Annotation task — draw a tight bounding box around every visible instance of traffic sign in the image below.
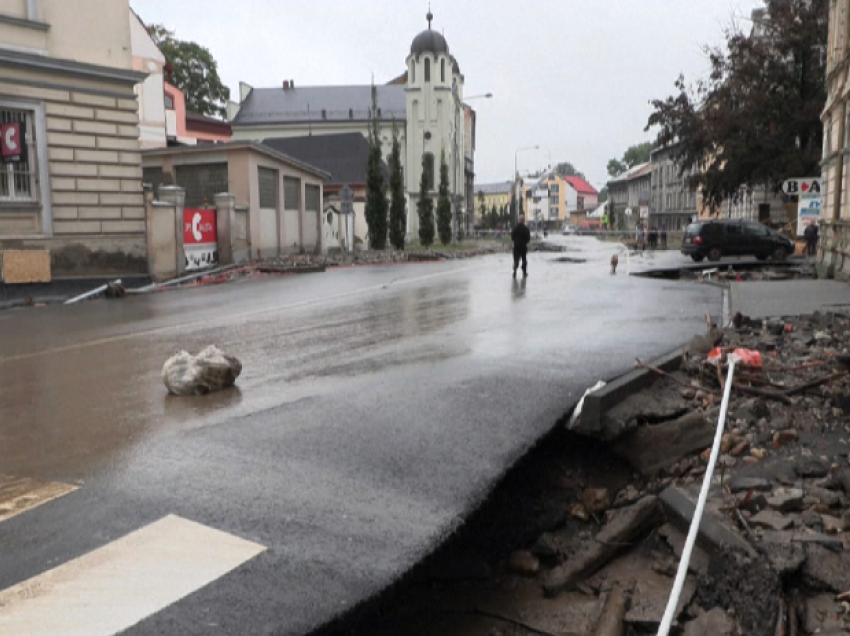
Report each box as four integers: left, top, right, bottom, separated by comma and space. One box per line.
624, 208, 632, 217
782, 178, 822, 196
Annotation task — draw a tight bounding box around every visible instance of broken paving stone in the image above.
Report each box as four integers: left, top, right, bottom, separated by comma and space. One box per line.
773, 429, 799, 449
809, 485, 842, 508
582, 488, 611, 514
728, 476, 772, 493
795, 458, 830, 478
658, 523, 710, 575
507, 550, 540, 576
805, 594, 845, 634
750, 510, 795, 531
767, 488, 805, 513
682, 608, 737, 636
803, 544, 850, 593
760, 531, 806, 577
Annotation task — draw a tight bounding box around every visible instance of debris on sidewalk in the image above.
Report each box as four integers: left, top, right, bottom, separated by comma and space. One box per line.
162, 345, 242, 396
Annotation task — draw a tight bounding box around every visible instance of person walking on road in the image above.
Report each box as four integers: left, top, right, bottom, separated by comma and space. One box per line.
804, 221, 819, 258
660, 228, 668, 250
511, 214, 531, 278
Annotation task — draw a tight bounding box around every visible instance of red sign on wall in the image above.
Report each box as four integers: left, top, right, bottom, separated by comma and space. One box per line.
1, 122, 24, 163
183, 208, 218, 270
183, 208, 217, 245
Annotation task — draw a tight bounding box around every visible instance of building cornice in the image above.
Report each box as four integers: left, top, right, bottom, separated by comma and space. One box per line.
0, 13, 49, 31
0, 48, 146, 85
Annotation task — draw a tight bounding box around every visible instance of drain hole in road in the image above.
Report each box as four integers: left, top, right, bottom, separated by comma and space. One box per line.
315, 425, 636, 636
552, 256, 587, 264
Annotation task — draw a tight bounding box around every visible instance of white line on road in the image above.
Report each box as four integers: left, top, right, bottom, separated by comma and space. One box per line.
0, 476, 78, 524
0, 263, 483, 365
0, 514, 266, 636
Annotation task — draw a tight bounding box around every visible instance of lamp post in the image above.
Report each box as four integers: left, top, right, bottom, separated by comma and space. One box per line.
454, 92, 492, 238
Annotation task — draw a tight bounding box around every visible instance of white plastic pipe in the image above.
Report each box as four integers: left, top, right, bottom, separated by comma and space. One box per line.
656, 355, 740, 636
64, 279, 122, 306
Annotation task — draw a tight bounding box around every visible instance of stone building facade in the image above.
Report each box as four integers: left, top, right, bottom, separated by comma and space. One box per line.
0, 0, 147, 277
818, 0, 850, 279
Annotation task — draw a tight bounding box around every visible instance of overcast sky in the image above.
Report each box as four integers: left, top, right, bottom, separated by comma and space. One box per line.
130, 0, 763, 191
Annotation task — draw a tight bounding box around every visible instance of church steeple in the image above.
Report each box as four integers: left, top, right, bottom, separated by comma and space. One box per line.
426, 6, 433, 30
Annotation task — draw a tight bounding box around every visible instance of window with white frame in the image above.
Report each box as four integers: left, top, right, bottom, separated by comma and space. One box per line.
0, 106, 38, 204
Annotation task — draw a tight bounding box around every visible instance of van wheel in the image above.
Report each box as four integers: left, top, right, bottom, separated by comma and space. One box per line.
773, 247, 788, 261
691, 254, 705, 262
708, 247, 722, 262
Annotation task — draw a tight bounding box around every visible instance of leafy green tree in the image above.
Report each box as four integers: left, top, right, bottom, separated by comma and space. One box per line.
364, 86, 388, 250
417, 154, 435, 247
646, 0, 826, 207
598, 186, 609, 203
436, 150, 453, 245
607, 142, 655, 177
554, 162, 586, 180
388, 121, 406, 250
145, 23, 230, 118
607, 159, 627, 178
477, 191, 487, 228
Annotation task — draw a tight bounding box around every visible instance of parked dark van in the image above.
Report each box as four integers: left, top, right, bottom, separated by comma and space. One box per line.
681, 220, 795, 262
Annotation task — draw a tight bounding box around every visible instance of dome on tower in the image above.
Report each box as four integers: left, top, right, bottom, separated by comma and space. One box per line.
410, 10, 449, 56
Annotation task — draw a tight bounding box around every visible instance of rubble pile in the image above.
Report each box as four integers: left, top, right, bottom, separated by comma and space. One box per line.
501, 312, 850, 635
268, 242, 511, 269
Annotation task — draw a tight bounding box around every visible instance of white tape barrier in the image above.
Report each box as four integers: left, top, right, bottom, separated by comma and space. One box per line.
656, 355, 741, 636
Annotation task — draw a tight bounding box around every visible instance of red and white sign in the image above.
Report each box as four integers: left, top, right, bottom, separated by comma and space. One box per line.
182, 208, 218, 270
1, 122, 23, 162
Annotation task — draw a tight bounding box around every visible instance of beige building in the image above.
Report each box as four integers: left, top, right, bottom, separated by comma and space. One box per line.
0, 0, 147, 277
818, 0, 850, 279
143, 142, 328, 257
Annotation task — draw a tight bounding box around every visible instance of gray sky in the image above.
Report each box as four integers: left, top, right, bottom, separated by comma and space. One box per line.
130, 0, 763, 191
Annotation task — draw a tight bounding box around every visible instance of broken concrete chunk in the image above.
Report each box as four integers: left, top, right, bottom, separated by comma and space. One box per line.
682, 608, 737, 636
162, 345, 242, 396
591, 587, 626, 636
727, 476, 771, 494
610, 411, 713, 477
766, 488, 805, 513
658, 523, 710, 575
804, 594, 845, 634
802, 544, 850, 593
809, 485, 842, 508
795, 458, 829, 478
542, 496, 660, 597
749, 510, 794, 531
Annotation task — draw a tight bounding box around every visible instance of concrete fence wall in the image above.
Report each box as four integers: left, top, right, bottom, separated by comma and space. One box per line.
816, 219, 850, 281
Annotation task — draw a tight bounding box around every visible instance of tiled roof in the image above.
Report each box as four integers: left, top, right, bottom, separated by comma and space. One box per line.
262, 133, 387, 185
562, 176, 598, 195
233, 85, 407, 126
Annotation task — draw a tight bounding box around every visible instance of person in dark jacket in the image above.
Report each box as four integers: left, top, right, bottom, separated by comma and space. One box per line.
511, 214, 531, 278
804, 221, 819, 258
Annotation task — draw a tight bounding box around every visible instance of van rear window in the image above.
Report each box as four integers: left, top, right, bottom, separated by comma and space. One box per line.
685, 223, 703, 235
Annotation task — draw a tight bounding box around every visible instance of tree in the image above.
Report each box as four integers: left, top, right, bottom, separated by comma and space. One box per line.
436, 150, 453, 245
365, 85, 387, 250
598, 186, 609, 203
478, 191, 487, 228
554, 162, 586, 180
417, 154, 435, 247
518, 192, 524, 223
646, 0, 827, 208
145, 23, 230, 118
607, 142, 655, 177
388, 121, 406, 250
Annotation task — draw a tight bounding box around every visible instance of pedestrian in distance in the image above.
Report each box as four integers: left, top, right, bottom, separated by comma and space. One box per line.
660, 228, 668, 250
649, 227, 658, 250
511, 214, 531, 278
635, 223, 643, 254
804, 221, 819, 258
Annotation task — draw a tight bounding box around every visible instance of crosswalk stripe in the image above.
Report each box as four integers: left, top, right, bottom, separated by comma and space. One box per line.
0, 476, 78, 524
0, 514, 266, 636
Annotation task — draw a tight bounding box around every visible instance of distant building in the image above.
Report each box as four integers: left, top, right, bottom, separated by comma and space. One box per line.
227, 10, 476, 242
607, 163, 650, 229
475, 181, 512, 214
650, 145, 698, 230
562, 176, 599, 226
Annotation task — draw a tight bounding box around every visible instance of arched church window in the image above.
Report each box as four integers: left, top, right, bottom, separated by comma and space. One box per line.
423, 152, 435, 190
441, 59, 445, 82
425, 58, 431, 83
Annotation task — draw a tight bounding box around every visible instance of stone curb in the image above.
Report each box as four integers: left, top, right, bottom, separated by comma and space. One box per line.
579, 347, 684, 435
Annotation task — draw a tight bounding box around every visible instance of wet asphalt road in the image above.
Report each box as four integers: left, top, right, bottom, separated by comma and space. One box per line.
0, 238, 721, 636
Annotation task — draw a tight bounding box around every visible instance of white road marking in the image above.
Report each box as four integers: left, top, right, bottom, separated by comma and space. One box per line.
0, 263, 482, 365
0, 514, 266, 636
0, 476, 78, 524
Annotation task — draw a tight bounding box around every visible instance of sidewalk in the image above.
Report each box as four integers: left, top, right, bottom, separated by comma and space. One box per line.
731, 279, 850, 318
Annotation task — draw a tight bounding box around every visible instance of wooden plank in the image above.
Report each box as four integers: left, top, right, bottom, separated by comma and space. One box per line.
1, 250, 51, 284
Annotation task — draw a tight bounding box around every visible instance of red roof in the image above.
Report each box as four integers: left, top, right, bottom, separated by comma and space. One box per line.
562, 176, 598, 195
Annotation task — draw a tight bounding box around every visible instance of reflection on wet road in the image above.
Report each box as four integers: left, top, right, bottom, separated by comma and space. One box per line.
0, 238, 722, 636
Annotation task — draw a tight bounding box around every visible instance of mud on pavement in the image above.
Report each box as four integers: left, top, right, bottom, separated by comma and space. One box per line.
319, 311, 850, 636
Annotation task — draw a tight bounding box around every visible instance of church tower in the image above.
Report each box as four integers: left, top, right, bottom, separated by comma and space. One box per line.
405, 10, 465, 240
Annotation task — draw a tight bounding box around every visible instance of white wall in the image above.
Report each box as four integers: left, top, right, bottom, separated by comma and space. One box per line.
130, 10, 166, 148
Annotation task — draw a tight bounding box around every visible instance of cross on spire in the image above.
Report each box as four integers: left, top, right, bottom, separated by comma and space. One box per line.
427, 4, 433, 29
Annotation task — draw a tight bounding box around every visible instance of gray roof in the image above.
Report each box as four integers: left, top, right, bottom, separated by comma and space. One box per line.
233, 85, 407, 127
474, 181, 513, 195
411, 29, 450, 56
262, 133, 387, 185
